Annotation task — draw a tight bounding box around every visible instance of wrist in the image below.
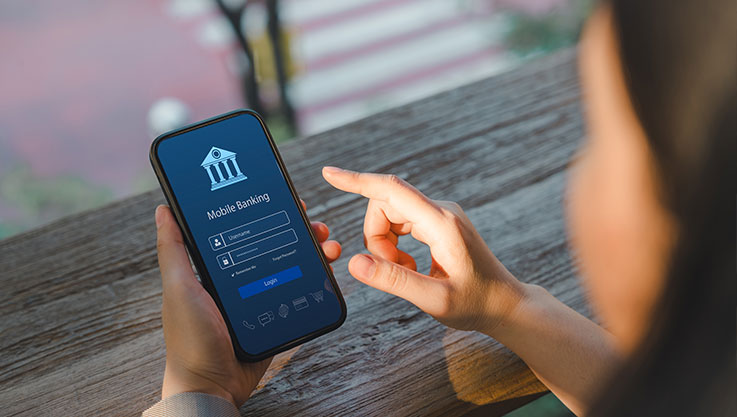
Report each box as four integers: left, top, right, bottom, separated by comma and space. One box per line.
162, 362, 238, 408
479, 280, 540, 339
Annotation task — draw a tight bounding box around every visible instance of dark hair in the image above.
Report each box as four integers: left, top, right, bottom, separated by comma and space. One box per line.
593, 0, 736, 415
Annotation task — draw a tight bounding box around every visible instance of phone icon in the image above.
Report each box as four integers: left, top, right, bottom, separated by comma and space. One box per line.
242, 320, 256, 330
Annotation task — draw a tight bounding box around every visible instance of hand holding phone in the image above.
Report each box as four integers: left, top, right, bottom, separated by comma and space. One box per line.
154, 203, 342, 406
150, 110, 346, 363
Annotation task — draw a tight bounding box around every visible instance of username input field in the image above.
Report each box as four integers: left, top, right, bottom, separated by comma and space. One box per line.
216, 228, 298, 269
209, 210, 290, 251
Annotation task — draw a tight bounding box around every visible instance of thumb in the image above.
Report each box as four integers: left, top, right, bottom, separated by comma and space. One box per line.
155, 205, 198, 292
348, 254, 447, 316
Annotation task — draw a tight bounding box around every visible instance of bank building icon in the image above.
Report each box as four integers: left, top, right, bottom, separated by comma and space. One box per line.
201, 146, 247, 191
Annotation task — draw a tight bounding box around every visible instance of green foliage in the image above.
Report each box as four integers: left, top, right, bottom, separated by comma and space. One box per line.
502, 0, 593, 57
0, 164, 114, 239
0, 222, 23, 240
130, 169, 159, 194
503, 393, 574, 417
265, 114, 296, 144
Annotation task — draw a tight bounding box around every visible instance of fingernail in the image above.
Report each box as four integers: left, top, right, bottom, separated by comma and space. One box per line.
155, 205, 165, 228
351, 254, 376, 279
323, 166, 341, 175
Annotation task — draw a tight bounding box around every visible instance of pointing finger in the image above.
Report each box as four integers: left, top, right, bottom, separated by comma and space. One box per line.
322, 167, 443, 228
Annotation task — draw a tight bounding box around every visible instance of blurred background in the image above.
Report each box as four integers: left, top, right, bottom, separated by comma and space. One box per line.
0, 0, 591, 414
0, 0, 591, 240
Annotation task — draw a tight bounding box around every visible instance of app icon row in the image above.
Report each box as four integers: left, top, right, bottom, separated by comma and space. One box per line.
242, 290, 324, 330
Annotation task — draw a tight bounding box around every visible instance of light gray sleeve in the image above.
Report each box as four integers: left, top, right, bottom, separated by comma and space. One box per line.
142, 392, 241, 417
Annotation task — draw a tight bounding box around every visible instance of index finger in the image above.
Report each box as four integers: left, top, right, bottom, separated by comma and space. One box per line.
322, 167, 442, 226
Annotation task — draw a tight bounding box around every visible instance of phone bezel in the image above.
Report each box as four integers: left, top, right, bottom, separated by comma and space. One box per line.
149, 109, 347, 362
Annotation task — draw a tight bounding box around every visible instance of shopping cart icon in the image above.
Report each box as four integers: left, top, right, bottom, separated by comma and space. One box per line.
310, 290, 324, 303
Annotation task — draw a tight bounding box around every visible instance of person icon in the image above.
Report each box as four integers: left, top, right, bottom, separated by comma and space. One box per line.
214, 238, 222, 247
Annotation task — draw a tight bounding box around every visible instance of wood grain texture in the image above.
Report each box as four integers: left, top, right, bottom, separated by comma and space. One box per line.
0, 49, 586, 416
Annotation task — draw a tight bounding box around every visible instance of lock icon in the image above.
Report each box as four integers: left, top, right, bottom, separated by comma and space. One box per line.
223, 258, 229, 265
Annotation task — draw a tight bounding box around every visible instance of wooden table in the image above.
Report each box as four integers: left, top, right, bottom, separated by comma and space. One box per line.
0, 50, 587, 416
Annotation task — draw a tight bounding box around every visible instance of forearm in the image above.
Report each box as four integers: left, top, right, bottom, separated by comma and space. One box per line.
485, 284, 621, 415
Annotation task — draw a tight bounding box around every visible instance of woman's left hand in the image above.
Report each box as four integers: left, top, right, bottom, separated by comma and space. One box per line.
154, 201, 341, 407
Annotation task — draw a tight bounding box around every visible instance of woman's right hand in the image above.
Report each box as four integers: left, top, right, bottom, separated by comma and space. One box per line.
322, 166, 527, 334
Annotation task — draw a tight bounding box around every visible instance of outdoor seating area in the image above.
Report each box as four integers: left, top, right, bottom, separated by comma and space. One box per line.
2, 1, 733, 416
0, 51, 582, 416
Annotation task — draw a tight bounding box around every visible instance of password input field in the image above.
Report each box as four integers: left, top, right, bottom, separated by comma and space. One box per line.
216, 228, 298, 269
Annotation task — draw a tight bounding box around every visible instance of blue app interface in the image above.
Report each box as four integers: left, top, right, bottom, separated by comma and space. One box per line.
156, 112, 343, 355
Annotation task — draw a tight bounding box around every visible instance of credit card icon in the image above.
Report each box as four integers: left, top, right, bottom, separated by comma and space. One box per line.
292, 296, 309, 311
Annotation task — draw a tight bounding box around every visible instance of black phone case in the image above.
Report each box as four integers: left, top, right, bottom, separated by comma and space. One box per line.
149, 109, 346, 362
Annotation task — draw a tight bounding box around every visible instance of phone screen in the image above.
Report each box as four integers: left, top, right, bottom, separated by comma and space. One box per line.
152, 111, 345, 358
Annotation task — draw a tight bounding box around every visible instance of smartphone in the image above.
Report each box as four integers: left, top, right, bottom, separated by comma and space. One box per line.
150, 109, 346, 361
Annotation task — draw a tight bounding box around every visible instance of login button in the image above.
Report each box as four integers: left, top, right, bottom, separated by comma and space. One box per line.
238, 265, 303, 299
